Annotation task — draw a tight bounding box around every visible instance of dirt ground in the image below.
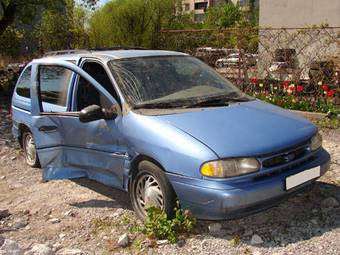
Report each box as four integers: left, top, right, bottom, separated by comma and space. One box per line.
0, 98, 339, 255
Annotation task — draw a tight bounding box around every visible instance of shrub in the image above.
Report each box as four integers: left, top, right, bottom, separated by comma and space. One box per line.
138, 202, 197, 243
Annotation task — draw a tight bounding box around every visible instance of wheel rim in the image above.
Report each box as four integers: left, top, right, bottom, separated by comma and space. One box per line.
24, 133, 36, 165
135, 174, 164, 216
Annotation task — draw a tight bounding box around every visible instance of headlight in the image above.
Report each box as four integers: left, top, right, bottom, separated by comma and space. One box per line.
311, 132, 322, 151
201, 158, 260, 178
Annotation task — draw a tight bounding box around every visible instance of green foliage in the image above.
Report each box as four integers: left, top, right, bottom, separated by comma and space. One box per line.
0, 26, 23, 56
314, 118, 340, 129
138, 202, 197, 243
255, 94, 340, 114
204, 2, 243, 28
35, 0, 89, 51
88, 0, 182, 49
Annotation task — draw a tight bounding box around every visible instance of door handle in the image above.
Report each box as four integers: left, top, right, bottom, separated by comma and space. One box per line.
38, 125, 58, 132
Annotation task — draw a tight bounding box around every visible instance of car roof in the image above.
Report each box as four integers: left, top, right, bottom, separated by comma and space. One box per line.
39, 49, 188, 62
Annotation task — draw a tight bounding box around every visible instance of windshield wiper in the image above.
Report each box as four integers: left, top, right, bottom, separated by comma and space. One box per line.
133, 101, 184, 109
184, 95, 250, 109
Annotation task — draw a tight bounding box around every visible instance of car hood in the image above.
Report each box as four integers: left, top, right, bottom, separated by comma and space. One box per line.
156, 100, 317, 158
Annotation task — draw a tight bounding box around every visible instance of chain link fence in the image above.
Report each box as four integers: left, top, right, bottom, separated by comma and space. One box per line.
160, 27, 340, 108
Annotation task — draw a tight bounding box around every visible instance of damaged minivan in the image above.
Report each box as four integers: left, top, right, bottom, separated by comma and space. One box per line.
11, 49, 330, 219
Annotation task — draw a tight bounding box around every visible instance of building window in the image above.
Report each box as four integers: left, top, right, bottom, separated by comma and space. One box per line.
195, 2, 208, 10
194, 14, 205, 23
184, 3, 190, 11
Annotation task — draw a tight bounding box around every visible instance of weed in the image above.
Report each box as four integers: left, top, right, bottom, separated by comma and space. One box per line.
314, 118, 340, 129
138, 201, 197, 244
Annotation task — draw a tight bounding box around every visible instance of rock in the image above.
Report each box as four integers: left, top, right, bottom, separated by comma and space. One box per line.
208, 223, 222, 233
59, 233, 66, 239
250, 234, 264, 245
321, 197, 339, 208
156, 240, 169, 246
311, 218, 318, 225
0, 176, 6, 180
244, 229, 253, 236
49, 218, 61, 224
0, 209, 10, 219
13, 218, 28, 229
177, 239, 185, 247
56, 249, 83, 255
24, 244, 54, 255
10, 156, 16, 160
117, 233, 129, 247
64, 210, 75, 217
0, 239, 24, 255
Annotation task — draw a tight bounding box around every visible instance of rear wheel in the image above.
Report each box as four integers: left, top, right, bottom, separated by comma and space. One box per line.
22, 131, 40, 168
129, 160, 176, 219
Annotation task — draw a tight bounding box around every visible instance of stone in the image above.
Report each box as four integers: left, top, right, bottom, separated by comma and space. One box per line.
208, 223, 222, 233
24, 244, 54, 255
156, 240, 168, 246
56, 249, 83, 255
117, 233, 129, 247
0, 239, 24, 255
13, 218, 28, 229
59, 234, 66, 239
244, 229, 253, 236
64, 210, 75, 217
321, 197, 339, 208
250, 234, 264, 245
0, 209, 10, 219
0, 176, 6, 180
49, 218, 61, 224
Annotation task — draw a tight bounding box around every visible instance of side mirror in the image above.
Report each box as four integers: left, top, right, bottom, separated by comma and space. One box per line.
79, 104, 119, 123
79, 105, 105, 123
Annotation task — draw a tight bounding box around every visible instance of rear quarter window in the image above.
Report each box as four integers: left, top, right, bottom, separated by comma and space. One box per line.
16, 66, 31, 98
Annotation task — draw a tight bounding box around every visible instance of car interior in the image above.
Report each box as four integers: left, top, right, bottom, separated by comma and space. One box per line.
76, 62, 119, 111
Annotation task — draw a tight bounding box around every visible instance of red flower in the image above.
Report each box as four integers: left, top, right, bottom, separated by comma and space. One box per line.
282, 80, 289, 88
297, 85, 304, 92
327, 90, 335, 97
250, 77, 258, 84
321, 85, 329, 91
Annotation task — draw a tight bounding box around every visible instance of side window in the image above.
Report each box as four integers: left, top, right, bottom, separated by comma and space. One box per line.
39, 66, 73, 112
16, 66, 31, 98
76, 62, 118, 111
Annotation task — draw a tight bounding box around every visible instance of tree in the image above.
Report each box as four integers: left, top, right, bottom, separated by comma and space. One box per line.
88, 0, 180, 49
204, 2, 242, 28
0, 0, 97, 36
35, 0, 90, 51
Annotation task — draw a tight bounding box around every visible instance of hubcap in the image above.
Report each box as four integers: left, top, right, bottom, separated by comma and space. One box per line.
135, 174, 164, 215
24, 134, 36, 165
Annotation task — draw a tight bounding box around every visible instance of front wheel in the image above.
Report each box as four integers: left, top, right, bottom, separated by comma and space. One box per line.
129, 161, 176, 219
22, 131, 40, 168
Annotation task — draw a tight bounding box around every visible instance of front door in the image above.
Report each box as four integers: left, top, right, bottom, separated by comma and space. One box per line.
30, 60, 126, 189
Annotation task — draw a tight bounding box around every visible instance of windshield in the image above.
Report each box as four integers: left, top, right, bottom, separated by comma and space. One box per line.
108, 55, 249, 108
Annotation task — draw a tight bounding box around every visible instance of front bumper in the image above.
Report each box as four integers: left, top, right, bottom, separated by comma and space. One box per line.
167, 148, 330, 220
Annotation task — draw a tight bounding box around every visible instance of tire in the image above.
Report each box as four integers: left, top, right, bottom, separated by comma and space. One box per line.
129, 160, 177, 219
22, 131, 40, 168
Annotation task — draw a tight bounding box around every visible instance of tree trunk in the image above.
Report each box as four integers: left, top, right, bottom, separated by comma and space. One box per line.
0, 3, 17, 36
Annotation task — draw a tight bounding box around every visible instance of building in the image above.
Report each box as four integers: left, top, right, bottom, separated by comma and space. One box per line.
182, 0, 221, 22
182, 0, 258, 22
258, 0, 340, 80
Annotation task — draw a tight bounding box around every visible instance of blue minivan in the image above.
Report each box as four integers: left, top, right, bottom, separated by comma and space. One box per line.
11, 49, 330, 219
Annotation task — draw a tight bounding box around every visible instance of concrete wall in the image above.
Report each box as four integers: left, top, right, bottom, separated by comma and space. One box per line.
260, 0, 340, 28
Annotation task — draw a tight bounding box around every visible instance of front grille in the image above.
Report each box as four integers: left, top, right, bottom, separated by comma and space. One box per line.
262, 145, 309, 168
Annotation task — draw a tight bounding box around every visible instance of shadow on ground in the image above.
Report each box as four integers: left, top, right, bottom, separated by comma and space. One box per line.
70, 178, 132, 211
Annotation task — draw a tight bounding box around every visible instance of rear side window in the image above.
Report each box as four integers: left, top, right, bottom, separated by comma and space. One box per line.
16, 66, 31, 98
39, 66, 73, 109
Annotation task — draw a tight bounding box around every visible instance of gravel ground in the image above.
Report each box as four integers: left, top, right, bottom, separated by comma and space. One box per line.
0, 98, 339, 255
